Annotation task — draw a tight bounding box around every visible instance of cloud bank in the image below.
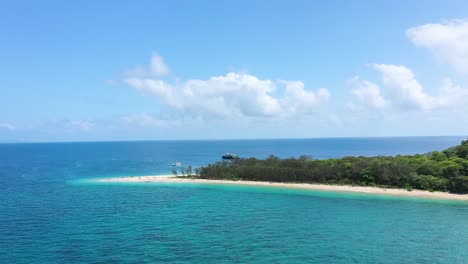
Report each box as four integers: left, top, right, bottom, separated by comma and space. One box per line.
123, 53, 330, 119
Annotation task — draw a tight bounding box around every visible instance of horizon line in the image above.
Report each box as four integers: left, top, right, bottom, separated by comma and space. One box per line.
1, 135, 467, 144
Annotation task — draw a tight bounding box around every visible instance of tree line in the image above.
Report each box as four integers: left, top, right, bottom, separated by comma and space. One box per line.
194, 139, 468, 193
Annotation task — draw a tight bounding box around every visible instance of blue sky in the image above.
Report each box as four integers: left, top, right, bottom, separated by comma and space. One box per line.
1, 0, 468, 142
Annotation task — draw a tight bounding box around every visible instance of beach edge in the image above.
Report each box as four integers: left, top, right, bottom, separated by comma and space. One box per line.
94, 175, 468, 201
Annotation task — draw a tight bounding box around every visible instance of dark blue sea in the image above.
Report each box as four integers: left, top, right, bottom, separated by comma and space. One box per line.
1, 137, 468, 263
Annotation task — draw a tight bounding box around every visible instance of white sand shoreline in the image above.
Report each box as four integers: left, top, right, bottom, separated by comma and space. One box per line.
96, 175, 468, 201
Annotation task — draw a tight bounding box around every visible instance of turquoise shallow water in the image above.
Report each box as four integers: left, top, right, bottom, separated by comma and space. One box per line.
1, 137, 468, 263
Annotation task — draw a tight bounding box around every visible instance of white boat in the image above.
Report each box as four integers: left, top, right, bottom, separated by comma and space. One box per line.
222, 153, 239, 160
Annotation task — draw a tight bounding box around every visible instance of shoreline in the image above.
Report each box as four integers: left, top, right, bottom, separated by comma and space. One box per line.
95, 175, 468, 201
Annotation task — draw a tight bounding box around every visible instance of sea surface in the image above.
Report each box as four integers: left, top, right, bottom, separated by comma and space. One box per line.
1, 136, 468, 263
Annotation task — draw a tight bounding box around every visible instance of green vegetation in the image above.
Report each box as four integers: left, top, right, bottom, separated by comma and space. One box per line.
197, 139, 468, 194
172, 165, 200, 178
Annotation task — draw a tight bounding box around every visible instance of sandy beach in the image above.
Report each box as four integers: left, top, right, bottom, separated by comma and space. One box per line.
97, 175, 468, 201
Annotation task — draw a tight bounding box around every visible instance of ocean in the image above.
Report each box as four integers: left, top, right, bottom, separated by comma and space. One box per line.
1, 136, 467, 263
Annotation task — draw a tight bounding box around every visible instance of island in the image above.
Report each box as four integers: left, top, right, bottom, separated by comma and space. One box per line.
99, 139, 468, 200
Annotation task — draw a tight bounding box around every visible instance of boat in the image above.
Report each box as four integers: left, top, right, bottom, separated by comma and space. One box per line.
172, 162, 182, 166
222, 153, 239, 160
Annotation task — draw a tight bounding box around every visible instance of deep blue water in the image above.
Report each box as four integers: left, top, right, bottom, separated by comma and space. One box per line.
1, 137, 468, 263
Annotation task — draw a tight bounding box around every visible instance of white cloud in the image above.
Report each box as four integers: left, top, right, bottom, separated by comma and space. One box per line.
349, 64, 468, 111
121, 113, 181, 128
437, 77, 468, 109
349, 76, 388, 110
150, 52, 170, 76
0, 123, 15, 131
373, 64, 435, 110
123, 54, 330, 119
282, 81, 330, 115
125, 52, 170, 77
407, 19, 468, 73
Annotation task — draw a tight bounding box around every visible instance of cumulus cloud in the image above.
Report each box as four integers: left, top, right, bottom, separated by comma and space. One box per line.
149, 52, 170, 76
282, 81, 330, 115
437, 77, 468, 109
123, 53, 330, 119
373, 64, 436, 110
125, 52, 170, 77
349, 64, 468, 111
407, 19, 468, 73
349, 77, 388, 110
0, 123, 15, 131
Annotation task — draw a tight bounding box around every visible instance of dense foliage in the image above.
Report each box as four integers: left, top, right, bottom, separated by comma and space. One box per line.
197, 139, 468, 193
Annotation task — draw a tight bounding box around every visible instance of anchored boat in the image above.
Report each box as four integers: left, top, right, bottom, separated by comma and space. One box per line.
222, 153, 239, 160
